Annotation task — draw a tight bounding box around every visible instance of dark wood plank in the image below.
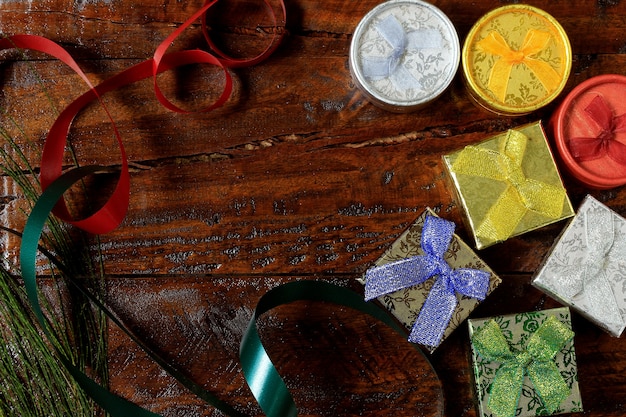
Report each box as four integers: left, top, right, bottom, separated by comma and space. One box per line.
2, 1, 626, 416
105, 275, 444, 417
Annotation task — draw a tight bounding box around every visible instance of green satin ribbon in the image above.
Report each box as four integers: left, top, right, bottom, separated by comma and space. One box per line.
20, 167, 164, 417
21, 167, 251, 416
450, 129, 566, 244
240, 279, 416, 416
471, 316, 574, 417
19, 168, 431, 417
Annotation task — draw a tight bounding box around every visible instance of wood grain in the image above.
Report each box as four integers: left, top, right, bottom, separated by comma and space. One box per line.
2, 0, 626, 416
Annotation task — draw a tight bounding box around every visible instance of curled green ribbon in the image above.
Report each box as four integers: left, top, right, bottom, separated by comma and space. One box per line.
21, 168, 439, 417
471, 316, 574, 417
451, 129, 566, 244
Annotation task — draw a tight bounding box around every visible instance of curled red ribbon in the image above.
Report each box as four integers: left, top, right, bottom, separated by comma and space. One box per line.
569, 95, 626, 165
201, 0, 287, 68
23, 0, 284, 234
13, 0, 287, 416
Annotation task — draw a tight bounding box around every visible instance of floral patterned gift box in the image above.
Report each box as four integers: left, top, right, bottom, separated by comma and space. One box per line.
349, 0, 460, 112
358, 208, 501, 352
461, 4, 571, 116
468, 307, 583, 417
550, 74, 626, 189
442, 121, 574, 250
533, 195, 626, 337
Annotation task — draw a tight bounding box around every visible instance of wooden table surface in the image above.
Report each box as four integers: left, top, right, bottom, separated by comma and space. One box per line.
2, 0, 626, 416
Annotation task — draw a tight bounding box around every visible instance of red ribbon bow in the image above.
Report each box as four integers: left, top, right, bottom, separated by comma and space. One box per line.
569, 95, 626, 164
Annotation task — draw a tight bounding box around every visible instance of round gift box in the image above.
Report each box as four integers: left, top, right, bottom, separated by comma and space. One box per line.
551, 74, 626, 189
462, 5, 571, 116
349, 0, 460, 113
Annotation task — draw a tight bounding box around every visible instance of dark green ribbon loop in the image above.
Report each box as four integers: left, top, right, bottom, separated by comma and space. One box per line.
20, 166, 162, 417
240, 280, 416, 417
20, 167, 436, 416
21, 166, 252, 417
471, 316, 574, 417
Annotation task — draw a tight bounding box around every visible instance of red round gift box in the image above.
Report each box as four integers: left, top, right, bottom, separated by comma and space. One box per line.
551, 74, 626, 189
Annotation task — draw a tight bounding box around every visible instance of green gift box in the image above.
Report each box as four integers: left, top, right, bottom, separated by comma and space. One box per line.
358, 208, 501, 352
442, 121, 574, 249
468, 307, 583, 417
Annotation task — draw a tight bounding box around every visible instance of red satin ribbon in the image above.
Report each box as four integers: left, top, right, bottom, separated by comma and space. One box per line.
10, 0, 286, 415
569, 95, 626, 165
14, 0, 285, 234
201, 0, 287, 68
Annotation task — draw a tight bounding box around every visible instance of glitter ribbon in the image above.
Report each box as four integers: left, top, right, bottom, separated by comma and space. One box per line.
477, 30, 561, 102
568, 95, 626, 164
471, 316, 574, 417
553, 201, 626, 332
361, 14, 443, 91
450, 129, 566, 244
364, 214, 490, 348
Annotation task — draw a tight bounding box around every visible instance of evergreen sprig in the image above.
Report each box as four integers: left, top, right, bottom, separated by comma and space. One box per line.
0, 58, 108, 417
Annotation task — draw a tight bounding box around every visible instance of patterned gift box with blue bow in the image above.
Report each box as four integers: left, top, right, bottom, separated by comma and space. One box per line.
443, 121, 575, 249
468, 307, 583, 417
358, 208, 501, 352
533, 195, 626, 337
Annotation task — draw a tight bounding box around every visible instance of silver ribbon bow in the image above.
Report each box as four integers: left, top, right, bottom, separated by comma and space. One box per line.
558, 200, 625, 334
361, 14, 443, 91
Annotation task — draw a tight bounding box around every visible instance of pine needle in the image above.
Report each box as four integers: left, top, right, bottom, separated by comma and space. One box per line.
0, 267, 97, 417
0, 55, 108, 416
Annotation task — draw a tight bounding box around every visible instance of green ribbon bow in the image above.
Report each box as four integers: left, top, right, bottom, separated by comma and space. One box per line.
471, 316, 574, 417
450, 129, 566, 245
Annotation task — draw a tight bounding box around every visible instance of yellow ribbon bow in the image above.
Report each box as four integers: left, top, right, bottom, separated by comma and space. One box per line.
477, 30, 561, 102
451, 129, 566, 245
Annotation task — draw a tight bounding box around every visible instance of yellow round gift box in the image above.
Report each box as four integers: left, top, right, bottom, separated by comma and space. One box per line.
462, 5, 572, 116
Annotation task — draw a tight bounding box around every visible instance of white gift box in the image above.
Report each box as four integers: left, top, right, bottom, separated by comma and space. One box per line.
349, 0, 460, 112
533, 195, 626, 337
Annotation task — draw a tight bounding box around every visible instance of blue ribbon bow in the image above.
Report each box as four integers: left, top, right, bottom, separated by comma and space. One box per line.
365, 214, 491, 348
361, 14, 443, 91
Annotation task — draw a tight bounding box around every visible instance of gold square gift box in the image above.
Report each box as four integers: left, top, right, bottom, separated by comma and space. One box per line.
358, 208, 501, 352
462, 4, 571, 116
442, 121, 574, 250
468, 307, 583, 417
533, 195, 626, 337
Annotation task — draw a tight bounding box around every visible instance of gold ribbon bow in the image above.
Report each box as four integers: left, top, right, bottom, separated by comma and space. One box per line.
451, 129, 566, 245
477, 30, 561, 102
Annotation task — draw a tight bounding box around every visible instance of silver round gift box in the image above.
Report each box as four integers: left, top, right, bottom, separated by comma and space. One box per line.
349, 0, 460, 112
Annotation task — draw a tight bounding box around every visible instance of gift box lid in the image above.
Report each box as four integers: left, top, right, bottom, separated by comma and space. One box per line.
533, 194, 626, 337
462, 4, 571, 116
349, 0, 460, 112
551, 74, 626, 189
